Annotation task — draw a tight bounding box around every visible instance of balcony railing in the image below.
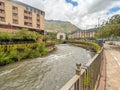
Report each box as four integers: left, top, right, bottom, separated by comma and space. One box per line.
0, 13, 5, 17
24, 13, 32, 17
12, 16, 18, 20
24, 19, 32, 23
24, 24, 32, 27
37, 21, 40, 24
12, 10, 18, 14
0, 6, 4, 10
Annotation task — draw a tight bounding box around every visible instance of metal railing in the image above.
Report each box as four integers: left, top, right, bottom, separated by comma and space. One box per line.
61, 48, 104, 90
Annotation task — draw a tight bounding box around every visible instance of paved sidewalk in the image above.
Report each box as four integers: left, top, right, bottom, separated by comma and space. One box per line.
104, 44, 120, 90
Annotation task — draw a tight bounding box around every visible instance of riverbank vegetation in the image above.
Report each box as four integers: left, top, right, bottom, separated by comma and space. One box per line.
0, 43, 48, 66
0, 29, 56, 66
68, 41, 100, 52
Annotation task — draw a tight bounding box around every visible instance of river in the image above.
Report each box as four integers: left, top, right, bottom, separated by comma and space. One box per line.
0, 44, 93, 90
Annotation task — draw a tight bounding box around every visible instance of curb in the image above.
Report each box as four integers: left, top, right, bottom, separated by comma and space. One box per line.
97, 50, 106, 90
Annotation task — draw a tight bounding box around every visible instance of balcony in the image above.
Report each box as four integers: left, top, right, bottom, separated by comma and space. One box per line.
12, 16, 18, 20
24, 19, 32, 23
24, 22, 32, 27
37, 24, 40, 28
13, 20, 18, 24
0, 6, 4, 10
37, 14, 40, 18
12, 10, 18, 14
0, 13, 5, 17
37, 20, 40, 24
37, 17, 40, 20
37, 26, 40, 28
24, 13, 32, 17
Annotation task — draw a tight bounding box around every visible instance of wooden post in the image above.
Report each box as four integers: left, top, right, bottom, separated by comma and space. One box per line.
76, 63, 81, 90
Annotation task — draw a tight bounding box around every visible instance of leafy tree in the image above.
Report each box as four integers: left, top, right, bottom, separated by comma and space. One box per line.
95, 14, 120, 38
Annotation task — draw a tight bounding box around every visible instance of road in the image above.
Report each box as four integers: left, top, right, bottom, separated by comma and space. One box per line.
104, 44, 120, 90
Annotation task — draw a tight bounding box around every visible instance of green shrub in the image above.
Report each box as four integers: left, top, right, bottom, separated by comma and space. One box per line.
0, 51, 13, 65
29, 50, 41, 58
0, 43, 48, 66
69, 41, 100, 52
45, 42, 55, 47
8, 48, 19, 61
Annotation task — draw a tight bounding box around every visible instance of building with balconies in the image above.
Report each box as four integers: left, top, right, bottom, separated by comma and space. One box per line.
0, 0, 45, 34
68, 29, 96, 40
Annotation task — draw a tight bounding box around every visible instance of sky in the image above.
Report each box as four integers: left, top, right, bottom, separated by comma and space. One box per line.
17, 0, 120, 29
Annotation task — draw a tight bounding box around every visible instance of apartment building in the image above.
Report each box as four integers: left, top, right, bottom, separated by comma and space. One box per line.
0, 0, 45, 34
68, 29, 96, 39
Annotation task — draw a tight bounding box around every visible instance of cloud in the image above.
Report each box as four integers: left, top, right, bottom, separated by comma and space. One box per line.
17, 0, 120, 29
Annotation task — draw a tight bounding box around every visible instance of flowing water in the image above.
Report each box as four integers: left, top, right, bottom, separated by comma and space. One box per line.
0, 44, 93, 90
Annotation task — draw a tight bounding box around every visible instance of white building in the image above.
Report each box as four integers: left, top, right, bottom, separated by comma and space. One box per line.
57, 32, 66, 40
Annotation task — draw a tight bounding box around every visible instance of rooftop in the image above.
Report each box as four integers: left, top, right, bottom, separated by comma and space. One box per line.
10, 0, 45, 13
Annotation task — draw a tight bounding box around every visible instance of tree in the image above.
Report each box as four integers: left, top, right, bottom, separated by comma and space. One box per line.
95, 14, 120, 38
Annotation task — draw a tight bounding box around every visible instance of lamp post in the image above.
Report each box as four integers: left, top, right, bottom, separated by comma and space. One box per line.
98, 17, 103, 45
102, 20, 106, 43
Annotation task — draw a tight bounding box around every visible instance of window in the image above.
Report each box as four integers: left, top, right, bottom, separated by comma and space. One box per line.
29, 17, 32, 20
30, 8, 33, 12
26, 6, 33, 12
37, 25, 40, 28
24, 10, 27, 13
13, 19, 18, 24
13, 13, 18, 17
24, 22, 32, 26
0, 17, 5, 21
37, 14, 40, 17
0, 10, 5, 14
29, 12, 32, 15
0, 2, 4, 7
37, 19, 40, 22
12, 6, 18, 11
41, 11, 45, 16
60, 35, 63, 39
24, 16, 32, 20
34, 9, 36, 13
36, 10, 39, 14
24, 10, 32, 16
39, 11, 41, 14
24, 16, 28, 19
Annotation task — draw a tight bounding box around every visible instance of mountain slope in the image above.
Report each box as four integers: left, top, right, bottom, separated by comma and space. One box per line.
45, 20, 79, 33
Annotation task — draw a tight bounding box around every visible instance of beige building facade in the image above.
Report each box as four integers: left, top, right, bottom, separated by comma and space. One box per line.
0, 0, 45, 34
68, 29, 96, 39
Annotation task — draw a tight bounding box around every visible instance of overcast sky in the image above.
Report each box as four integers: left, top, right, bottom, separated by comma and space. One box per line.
18, 0, 120, 29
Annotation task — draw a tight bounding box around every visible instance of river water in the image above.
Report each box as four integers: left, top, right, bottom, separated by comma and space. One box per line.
0, 44, 93, 90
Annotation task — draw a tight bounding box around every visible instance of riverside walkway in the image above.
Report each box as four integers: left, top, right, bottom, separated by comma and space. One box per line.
103, 44, 120, 90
